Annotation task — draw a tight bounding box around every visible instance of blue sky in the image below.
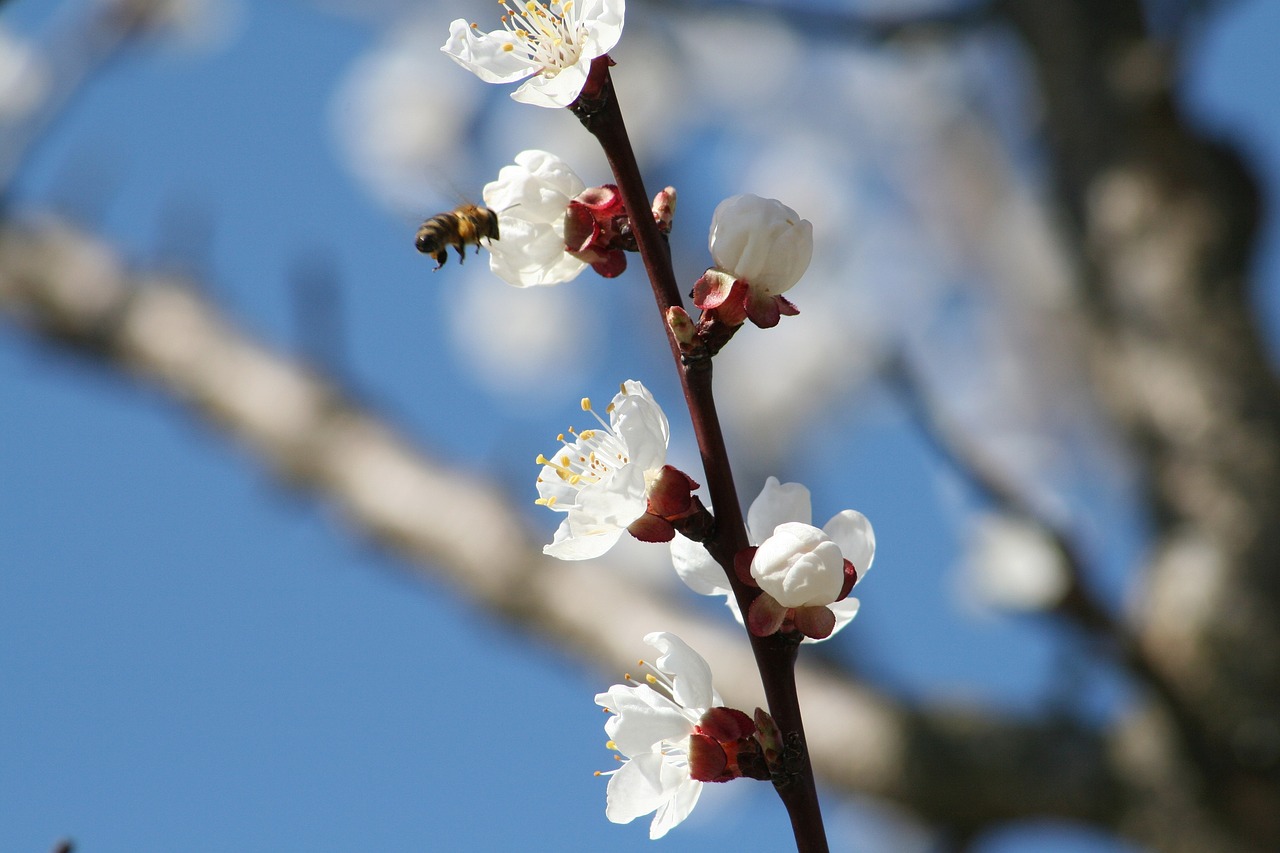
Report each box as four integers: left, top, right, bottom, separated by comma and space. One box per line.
2, 1, 1277, 851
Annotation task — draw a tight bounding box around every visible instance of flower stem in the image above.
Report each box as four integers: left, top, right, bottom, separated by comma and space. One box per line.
573, 56, 830, 853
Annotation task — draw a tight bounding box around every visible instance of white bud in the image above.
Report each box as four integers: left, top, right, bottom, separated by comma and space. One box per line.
750, 521, 845, 608
708, 194, 813, 295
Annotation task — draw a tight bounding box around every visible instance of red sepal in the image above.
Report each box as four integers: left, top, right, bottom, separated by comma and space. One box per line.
688, 733, 729, 783
747, 592, 787, 637
836, 558, 858, 602
733, 546, 758, 587
698, 706, 756, 743
792, 605, 836, 640
627, 512, 676, 543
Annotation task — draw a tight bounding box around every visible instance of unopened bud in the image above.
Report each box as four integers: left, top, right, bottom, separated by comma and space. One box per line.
652, 186, 677, 234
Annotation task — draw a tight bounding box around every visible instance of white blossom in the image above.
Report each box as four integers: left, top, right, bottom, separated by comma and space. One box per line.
536, 380, 669, 559
482, 149, 588, 286
594, 632, 716, 839
672, 477, 875, 640
750, 521, 847, 608
709, 194, 813, 298
442, 0, 625, 108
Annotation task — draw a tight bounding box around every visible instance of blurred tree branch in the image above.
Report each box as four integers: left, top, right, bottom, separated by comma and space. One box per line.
0, 214, 1255, 850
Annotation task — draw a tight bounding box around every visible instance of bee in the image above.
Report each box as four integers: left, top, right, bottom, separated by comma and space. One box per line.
414, 203, 500, 270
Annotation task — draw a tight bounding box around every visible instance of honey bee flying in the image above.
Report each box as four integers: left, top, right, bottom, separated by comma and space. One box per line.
415, 204, 500, 270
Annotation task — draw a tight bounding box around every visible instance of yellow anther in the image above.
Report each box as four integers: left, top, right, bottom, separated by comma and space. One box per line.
556, 433, 565, 442
579, 429, 595, 440
605, 740, 617, 750
580, 397, 592, 411
502, 42, 514, 51
535, 453, 549, 464
646, 674, 657, 684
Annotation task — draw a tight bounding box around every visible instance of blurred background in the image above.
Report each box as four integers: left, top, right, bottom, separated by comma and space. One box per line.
2, 0, 1278, 850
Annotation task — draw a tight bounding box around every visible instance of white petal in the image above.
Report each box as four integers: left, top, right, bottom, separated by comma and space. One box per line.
440, 19, 535, 84
670, 533, 729, 597
488, 218, 586, 287
648, 774, 702, 839
605, 752, 692, 827
578, 0, 626, 57
746, 476, 812, 542
543, 519, 625, 560
511, 61, 590, 108
611, 381, 670, 470
644, 632, 714, 711
599, 687, 695, 756
823, 509, 875, 579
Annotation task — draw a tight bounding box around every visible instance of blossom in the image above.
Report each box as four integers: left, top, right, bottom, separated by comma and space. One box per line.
596, 632, 757, 839
694, 194, 813, 329
751, 521, 850, 607
536, 380, 685, 560
482, 149, 589, 286
671, 477, 875, 641
442, 0, 625, 108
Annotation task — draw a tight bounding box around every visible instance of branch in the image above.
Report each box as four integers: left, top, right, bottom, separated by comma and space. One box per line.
994, 0, 1280, 846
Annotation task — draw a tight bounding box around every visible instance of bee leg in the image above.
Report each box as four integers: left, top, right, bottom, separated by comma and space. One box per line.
432, 249, 448, 270
454, 244, 467, 265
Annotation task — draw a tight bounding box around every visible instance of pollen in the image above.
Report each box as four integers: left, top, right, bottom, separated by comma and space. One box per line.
502, 42, 515, 51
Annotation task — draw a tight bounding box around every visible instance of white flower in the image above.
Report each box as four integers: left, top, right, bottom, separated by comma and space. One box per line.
709, 194, 812, 294
751, 521, 847, 608
671, 476, 875, 641
482, 149, 589, 287
536, 380, 669, 559
595, 632, 717, 840
442, 0, 625, 109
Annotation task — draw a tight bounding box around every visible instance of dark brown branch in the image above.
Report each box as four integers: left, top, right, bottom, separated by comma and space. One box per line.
574, 58, 829, 852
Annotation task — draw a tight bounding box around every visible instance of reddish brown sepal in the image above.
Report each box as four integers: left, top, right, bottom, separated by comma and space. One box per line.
733, 546, 758, 587
792, 605, 836, 640
688, 733, 729, 783
698, 706, 756, 743
836, 558, 858, 602
745, 290, 800, 329
627, 513, 676, 543
565, 184, 630, 278
646, 465, 699, 519
748, 592, 787, 637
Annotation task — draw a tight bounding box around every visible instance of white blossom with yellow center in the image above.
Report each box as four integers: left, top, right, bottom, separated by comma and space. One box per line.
442, 0, 625, 108
536, 380, 669, 560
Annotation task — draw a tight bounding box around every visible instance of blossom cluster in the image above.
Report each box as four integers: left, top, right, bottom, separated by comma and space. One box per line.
437, 2, 879, 841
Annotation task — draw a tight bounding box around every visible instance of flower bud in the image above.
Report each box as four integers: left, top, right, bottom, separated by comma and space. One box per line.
652, 186, 677, 234
708, 194, 812, 297
750, 522, 847, 608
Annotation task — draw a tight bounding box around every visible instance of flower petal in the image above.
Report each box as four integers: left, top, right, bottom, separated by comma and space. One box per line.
604, 751, 681, 824
670, 533, 727, 596
823, 509, 876, 579
511, 60, 590, 108
578, 0, 626, 58
746, 476, 812, 542
648, 771, 701, 840
441, 19, 535, 84
598, 685, 697, 756
645, 632, 714, 712
543, 518, 626, 560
